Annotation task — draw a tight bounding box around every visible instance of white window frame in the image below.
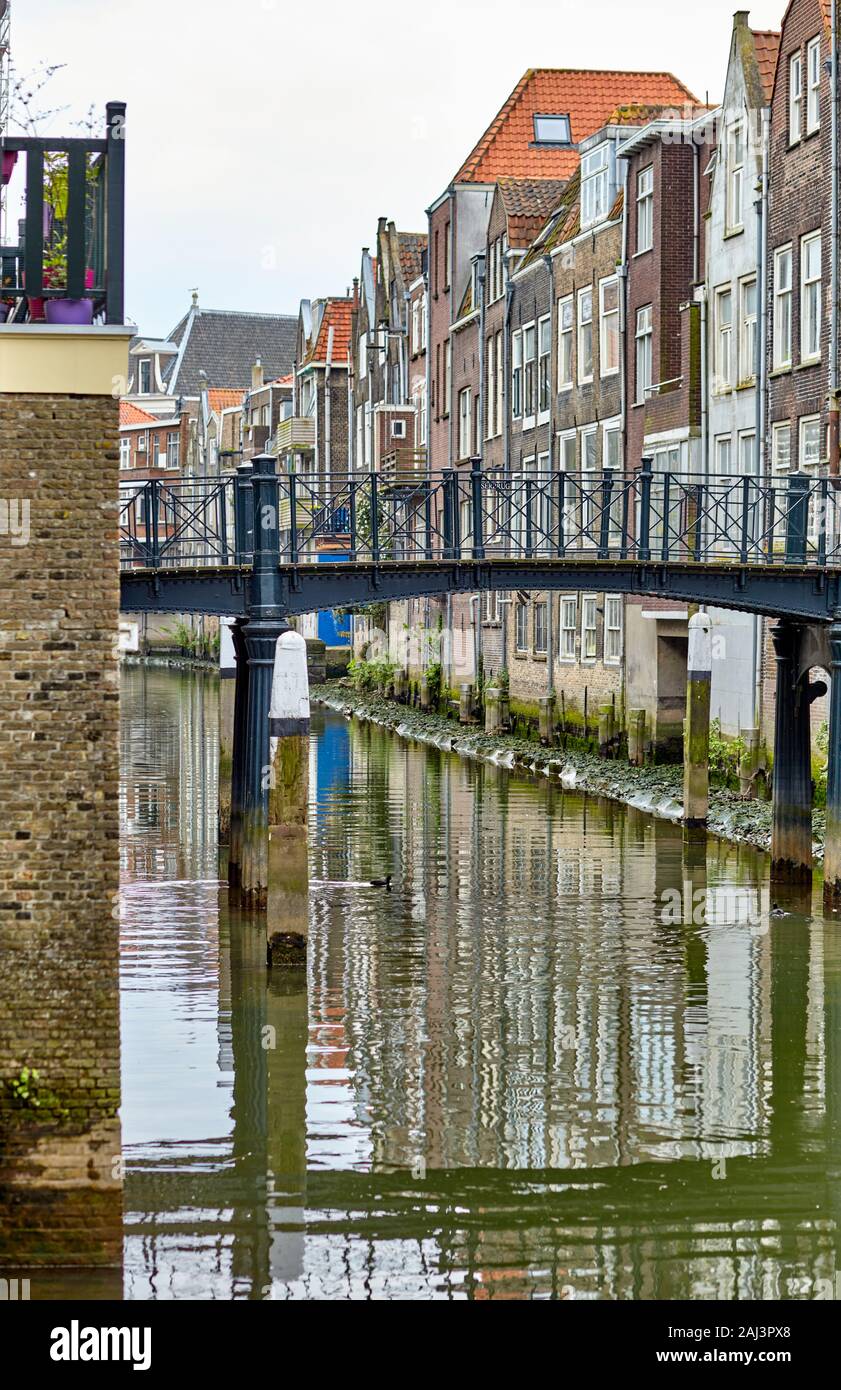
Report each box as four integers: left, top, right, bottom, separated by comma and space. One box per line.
523, 320, 537, 426
636, 165, 653, 253
166, 431, 180, 470
799, 413, 822, 470
537, 314, 551, 423
533, 600, 548, 655
602, 417, 622, 472
581, 594, 598, 663
715, 286, 733, 390
577, 287, 593, 385
714, 434, 732, 477
458, 386, 472, 460
800, 230, 822, 363
581, 141, 610, 228
138, 360, 152, 394
771, 420, 792, 476
485, 334, 496, 440
512, 329, 523, 419
726, 119, 745, 231
599, 275, 620, 378
515, 599, 529, 653
560, 596, 577, 662
773, 244, 792, 369
790, 51, 802, 143
557, 295, 574, 390
119, 436, 132, 470
807, 36, 821, 134
495, 330, 503, 437
737, 429, 757, 478
604, 595, 623, 665
739, 276, 757, 384
635, 304, 652, 403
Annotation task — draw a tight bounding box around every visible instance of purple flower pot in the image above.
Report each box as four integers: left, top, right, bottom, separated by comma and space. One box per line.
45, 297, 95, 326
1, 151, 17, 185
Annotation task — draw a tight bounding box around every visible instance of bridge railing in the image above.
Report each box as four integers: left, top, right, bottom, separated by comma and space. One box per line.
119, 466, 841, 571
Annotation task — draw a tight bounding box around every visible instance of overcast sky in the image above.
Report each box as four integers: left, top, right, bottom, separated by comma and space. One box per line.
10, 0, 784, 336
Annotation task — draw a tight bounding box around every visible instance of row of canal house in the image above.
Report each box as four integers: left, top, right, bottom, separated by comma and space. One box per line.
335, 3, 835, 760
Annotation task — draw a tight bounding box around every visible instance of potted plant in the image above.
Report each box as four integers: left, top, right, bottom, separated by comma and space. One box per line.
27, 153, 95, 324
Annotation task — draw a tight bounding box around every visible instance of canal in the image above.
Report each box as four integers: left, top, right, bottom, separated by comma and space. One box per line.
110, 666, 841, 1298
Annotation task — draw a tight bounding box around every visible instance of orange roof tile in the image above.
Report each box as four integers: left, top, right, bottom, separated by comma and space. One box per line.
751, 30, 781, 104
310, 298, 353, 364
273, 373, 294, 387
453, 68, 698, 184
497, 177, 568, 248
120, 401, 158, 427
207, 388, 245, 415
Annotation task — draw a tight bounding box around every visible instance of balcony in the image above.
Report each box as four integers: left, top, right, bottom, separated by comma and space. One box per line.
380, 446, 428, 489
275, 415, 316, 456
0, 103, 126, 326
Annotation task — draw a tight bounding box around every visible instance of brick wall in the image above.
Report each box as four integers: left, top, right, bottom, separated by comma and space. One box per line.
0, 392, 122, 1267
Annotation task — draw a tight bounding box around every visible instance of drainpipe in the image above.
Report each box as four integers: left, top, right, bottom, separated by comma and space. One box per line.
831, 0, 840, 473
325, 323, 334, 481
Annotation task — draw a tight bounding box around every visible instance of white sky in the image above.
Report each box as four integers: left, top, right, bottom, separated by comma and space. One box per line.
10, 0, 785, 336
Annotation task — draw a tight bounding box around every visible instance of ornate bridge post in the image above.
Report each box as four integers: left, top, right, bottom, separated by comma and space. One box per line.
239, 455, 290, 910
770, 620, 813, 884
823, 611, 841, 907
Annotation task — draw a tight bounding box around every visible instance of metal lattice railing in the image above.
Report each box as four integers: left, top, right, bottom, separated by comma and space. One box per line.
119, 461, 841, 572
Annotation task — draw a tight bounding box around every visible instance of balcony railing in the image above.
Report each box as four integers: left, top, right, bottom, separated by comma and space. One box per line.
380, 445, 427, 488
0, 102, 126, 325
274, 415, 316, 455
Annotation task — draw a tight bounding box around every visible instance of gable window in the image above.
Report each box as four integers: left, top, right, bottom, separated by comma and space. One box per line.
577, 288, 593, 384
581, 142, 610, 228
458, 387, 472, 459
801, 230, 821, 362
773, 245, 792, 368
560, 597, 577, 661
538, 315, 551, 420
534, 601, 548, 654
138, 360, 152, 394
715, 287, 733, 389
635, 305, 653, 402
726, 120, 745, 230
512, 330, 523, 418
739, 277, 757, 383
637, 166, 653, 253
515, 600, 529, 653
523, 322, 537, 423
581, 594, 598, 661
604, 596, 623, 664
558, 295, 573, 388
599, 277, 620, 376
790, 52, 802, 142
534, 113, 571, 145
807, 36, 821, 133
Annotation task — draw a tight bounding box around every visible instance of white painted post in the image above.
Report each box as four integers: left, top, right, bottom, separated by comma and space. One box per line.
683, 612, 712, 826
266, 631, 310, 966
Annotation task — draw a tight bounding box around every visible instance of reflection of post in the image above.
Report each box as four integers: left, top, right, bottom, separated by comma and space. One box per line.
218, 621, 237, 846
771, 621, 814, 884
683, 612, 711, 827
265, 969, 308, 1289
228, 619, 249, 890
267, 631, 310, 967
823, 612, 841, 906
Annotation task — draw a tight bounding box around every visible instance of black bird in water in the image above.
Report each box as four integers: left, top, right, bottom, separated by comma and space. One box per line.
770, 902, 789, 918
370, 874, 393, 890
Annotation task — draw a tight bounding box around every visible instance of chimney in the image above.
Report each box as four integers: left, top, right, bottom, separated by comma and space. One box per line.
352, 277, 360, 310
252, 357, 264, 390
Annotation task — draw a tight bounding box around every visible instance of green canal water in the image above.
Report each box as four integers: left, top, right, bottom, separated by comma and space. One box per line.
110, 666, 841, 1298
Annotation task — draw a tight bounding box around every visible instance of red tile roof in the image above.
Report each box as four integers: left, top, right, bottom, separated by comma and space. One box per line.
397, 231, 427, 285
751, 30, 781, 104
273, 373, 294, 387
120, 401, 158, 427
497, 177, 568, 248
453, 68, 698, 183
207, 388, 245, 415
309, 298, 353, 364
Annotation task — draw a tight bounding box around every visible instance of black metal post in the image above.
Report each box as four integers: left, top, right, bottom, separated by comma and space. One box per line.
770, 620, 813, 884
824, 611, 841, 906
105, 101, 126, 324
598, 469, 614, 559
470, 456, 484, 560
234, 461, 253, 564
638, 456, 653, 563
785, 471, 810, 565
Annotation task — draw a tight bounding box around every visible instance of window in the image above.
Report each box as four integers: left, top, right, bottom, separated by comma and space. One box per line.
581, 142, 610, 227
458, 387, 472, 459
515, 600, 529, 652
444, 340, 452, 415
120, 437, 131, 470
534, 113, 571, 145
807, 36, 821, 133
166, 431, 180, 469
443, 222, 451, 289
771, 421, 791, 475
560, 597, 577, 661
137, 430, 147, 454
726, 120, 745, 230
486, 335, 496, 439
581, 595, 597, 661
603, 419, 622, 471
495, 331, 503, 437
416, 383, 427, 447
523, 322, 537, 422
577, 288, 593, 383
635, 305, 652, 402
637, 166, 653, 253
580, 425, 597, 538
739, 277, 757, 383
391, 418, 406, 439
138, 360, 152, 394
790, 52, 802, 142
715, 435, 732, 476
538, 315, 551, 419
558, 431, 576, 471
799, 414, 822, 469
599, 277, 620, 376
773, 245, 792, 368
801, 231, 821, 362
534, 601, 548, 654
738, 430, 756, 477
558, 296, 573, 388
512, 330, 523, 418
604, 596, 623, 664
412, 299, 421, 354
715, 288, 733, 389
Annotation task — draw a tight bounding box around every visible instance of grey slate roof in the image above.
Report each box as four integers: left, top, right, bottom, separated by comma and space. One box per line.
164, 308, 298, 397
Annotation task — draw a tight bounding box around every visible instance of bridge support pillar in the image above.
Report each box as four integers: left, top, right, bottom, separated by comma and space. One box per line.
683, 612, 712, 827
227, 620, 249, 888
239, 615, 289, 910
771, 621, 813, 885
267, 631, 310, 966
823, 612, 841, 908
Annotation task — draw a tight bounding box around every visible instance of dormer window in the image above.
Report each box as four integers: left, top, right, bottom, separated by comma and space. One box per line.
581, 142, 611, 228
533, 113, 571, 145
138, 359, 152, 394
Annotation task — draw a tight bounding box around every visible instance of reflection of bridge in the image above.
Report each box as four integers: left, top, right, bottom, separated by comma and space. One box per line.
117, 456, 841, 907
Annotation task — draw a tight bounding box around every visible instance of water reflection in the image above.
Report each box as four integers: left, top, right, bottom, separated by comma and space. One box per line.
113, 667, 841, 1300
